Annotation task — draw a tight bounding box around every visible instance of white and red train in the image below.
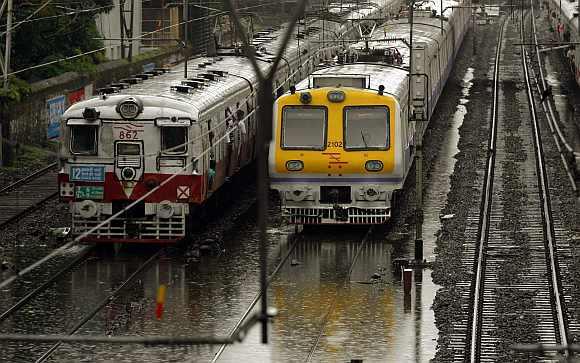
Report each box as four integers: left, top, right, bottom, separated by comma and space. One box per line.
57, 1, 396, 243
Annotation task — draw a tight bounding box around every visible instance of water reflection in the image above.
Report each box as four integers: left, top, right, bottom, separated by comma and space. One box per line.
422, 67, 474, 262
219, 238, 438, 362
50, 225, 295, 363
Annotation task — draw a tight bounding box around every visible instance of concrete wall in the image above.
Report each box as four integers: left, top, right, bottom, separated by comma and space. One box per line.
1, 49, 183, 151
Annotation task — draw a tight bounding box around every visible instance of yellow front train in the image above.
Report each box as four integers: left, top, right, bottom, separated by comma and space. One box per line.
268, 76, 411, 224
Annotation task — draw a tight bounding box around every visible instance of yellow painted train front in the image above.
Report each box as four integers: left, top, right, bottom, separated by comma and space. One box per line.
268, 77, 410, 224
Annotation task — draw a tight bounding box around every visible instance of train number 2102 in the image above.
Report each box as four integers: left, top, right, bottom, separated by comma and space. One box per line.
327, 141, 343, 148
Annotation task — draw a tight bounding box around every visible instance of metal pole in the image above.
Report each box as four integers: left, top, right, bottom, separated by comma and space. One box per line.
128, 0, 134, 62
3, 0, 12, 90
409, 0, 423, 262
183, 0, 189, 45
440, 0, 443, 34
120, 0, 126, 59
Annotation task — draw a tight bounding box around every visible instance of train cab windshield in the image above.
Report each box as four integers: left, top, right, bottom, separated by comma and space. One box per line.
281, 106, 327, 150
344, 106, 389, 150
161, 127, 187, 154
70, 125, 98, 155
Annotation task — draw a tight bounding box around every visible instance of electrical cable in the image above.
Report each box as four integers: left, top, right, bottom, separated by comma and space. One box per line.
5, 0, 292, 77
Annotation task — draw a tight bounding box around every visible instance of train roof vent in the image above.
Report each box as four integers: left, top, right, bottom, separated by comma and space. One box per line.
188, 77, 209, 84
199, 73, 217, 81
143, 71, 160, 77
120, 77, 143, 85
311, 74, 369, 89
154, 67, 170, 73
109, 82, 130, 89
170, 85, 195, 94
97, 86, 121, 95
208, 70, 228, 77
181, 80, 204, 89
134, 73, 150, 80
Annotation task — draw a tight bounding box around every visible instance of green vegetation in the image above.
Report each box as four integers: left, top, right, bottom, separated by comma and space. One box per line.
1, 0, 113, 95
2, 143, 55, 170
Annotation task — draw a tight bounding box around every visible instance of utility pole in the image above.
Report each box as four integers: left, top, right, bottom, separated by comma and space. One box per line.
119, 0, 135, 61
183, 0, 189, 45
409, 0, 424, 262
3, 0, 13, 90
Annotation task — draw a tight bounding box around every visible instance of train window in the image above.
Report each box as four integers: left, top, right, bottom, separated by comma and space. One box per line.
161, 127, 187, 154
281, 106, 327, 150
117, 143, 141, 155
70, 125, 98, 155
344, 106, 389, 150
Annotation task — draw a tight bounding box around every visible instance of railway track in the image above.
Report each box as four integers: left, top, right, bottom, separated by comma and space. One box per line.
453, 10, 578, 362
34, 248, 163, 362
527, 4, 579, 194
0, 162, 59, 228
0, 247, 163, 363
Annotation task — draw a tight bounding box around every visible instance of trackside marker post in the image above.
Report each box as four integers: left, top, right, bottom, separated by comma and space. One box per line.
156, 284, 167, 320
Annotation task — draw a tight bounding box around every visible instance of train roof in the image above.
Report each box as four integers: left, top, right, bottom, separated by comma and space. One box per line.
63, 0, 390, 121
292, 0, 463, 101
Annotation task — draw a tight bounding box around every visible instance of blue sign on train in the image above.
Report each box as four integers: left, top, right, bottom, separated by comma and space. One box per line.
70, 165, 105, 182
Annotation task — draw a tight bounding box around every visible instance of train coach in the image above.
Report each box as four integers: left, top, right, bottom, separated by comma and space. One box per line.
268, 0, 471, 224
57, 1, 397, 243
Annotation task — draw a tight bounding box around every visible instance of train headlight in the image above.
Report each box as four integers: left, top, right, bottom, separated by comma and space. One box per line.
286, 160, 304, 171
121, 167, 136, 181
116, 97, 142, 119
299, 92, 312, 104
365, 160, 383, 172
364, 187, 381, 201
291, 190, 307, 202
327, 90, 345, 103
158, 201, 174, 219
76, 200, 98, 218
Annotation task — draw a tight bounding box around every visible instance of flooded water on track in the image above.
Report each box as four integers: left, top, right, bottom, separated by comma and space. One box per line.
422, 67, 474, 261
218, 232, 439, 362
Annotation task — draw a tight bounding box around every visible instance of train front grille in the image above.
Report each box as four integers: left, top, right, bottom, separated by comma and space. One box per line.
319, 186, 352, 204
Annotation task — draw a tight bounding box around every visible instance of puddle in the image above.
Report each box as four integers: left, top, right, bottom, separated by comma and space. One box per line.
217, 240, 439, 362
422, 67, 474, 261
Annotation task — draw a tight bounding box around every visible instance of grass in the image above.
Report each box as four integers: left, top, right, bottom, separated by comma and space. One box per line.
2, 143, 56, 172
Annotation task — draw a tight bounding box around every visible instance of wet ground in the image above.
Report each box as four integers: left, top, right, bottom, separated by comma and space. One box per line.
5, 10, 579, 363
0, 30, 480, 363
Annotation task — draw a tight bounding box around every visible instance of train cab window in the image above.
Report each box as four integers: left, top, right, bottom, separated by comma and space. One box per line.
117, 142, 141, 155
344, 106, 389, 150
281, 106, 327, 150
161, 127, 187, 154
70, 125, 98, 155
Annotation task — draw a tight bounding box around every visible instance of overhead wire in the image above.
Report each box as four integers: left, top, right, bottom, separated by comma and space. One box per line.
0, 4, 114, 33
4, 0, 292, 77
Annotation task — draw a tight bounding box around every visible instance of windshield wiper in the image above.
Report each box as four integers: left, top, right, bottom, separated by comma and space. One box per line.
360, 130, 369, 148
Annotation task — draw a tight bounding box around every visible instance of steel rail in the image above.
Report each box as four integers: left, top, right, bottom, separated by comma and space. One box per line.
209, 235, 300, 363
305, 226, 373, 362
468, 16, 506, 363
0, 245, 94, 324
0, 162, 57, 195
528, 3, 578, 194
520, 8, 569, 355
34, 248, 164, 362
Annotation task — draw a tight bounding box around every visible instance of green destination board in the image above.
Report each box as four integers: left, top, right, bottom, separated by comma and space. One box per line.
76, 186, 104, 200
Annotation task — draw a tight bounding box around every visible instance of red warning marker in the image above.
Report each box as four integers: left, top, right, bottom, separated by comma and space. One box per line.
155, 284, 167, 320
